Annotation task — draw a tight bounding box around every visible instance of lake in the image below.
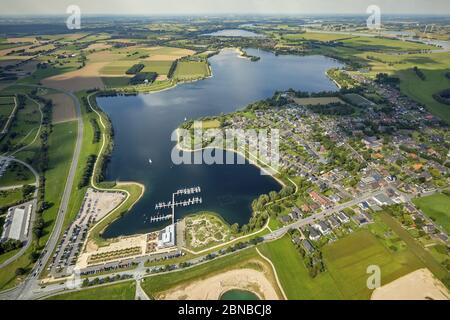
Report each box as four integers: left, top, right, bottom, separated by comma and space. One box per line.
220, 289, 260, 300
203, 29, 265, 37
98, 48, 343, 238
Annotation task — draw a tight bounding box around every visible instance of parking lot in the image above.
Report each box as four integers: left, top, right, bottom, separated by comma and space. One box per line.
48, 188, 126, 277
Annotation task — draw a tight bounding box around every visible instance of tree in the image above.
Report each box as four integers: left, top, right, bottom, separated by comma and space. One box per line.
15, 268, 26, 276
230, 223, 239, 234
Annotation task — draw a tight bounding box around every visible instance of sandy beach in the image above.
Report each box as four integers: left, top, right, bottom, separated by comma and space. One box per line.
371, 268, 450, 300
158, 268, 280, 300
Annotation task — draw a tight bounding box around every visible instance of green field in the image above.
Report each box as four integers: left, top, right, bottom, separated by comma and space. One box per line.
341, 36, 434, 52
413, 193, 450, 233
174, 61, 210, 81
0, 188, 23, 208
354, 51, 450, 123
259, 229, 424, 300
322, 229, 423, 299
142, 61, 174, 75
379, 213, 449, 283
283, 32, 355, 42
100, 61, 136, 75
258, 235, 342, 299
40, 121, 77, 245
47, 281, 136, 300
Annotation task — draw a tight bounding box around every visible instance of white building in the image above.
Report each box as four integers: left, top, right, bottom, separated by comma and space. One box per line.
158, 224, 176, 249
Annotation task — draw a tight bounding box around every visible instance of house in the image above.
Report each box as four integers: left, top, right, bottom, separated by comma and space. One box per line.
308, 227, 321, 241
278, 215, 292, 224
309, 191, 332, 209
359, 201, 370, 211
373, 194, 394, 206
328, 216, 340, 229
337, 211, 350, 224
302, 240, 315, 254
292, 236, 302, 246
289, 208, 302, 220
315, 221, 331, 235
354, 212, 372, 226
423, 224, 436, 234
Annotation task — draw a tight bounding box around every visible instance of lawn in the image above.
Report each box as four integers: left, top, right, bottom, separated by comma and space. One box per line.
0, 188, 23, 208
413, 193, 450, 234
174, 61, 210, 81
47, 281, 136, 300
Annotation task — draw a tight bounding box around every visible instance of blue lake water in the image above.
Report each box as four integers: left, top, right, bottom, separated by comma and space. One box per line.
98, 48, 343, 238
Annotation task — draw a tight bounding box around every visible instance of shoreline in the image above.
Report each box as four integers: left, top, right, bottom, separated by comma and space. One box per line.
175, 129, 287, 189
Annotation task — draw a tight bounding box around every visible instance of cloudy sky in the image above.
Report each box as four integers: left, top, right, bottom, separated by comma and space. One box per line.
2, 0, 450, 15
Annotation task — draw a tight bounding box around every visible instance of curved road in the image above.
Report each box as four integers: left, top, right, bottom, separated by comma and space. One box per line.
0, 87, 84, 300
0, 158, 40, 269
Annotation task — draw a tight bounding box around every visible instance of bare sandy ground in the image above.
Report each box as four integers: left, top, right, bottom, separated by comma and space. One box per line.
371, 269, 450, 300
0, 45, 33, 57
159, 268, 280, 300
42, 62, 107, 92
48, 93, 77, 124
7, 37, 38, 44
83, 43, 112, 51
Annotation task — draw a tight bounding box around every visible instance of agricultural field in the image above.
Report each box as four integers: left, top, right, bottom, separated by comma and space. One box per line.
413, 193, 450, 234
355, 50, 450, 123
259, 228, 425, 300
283, 32, 356, 42
173, 60, 210, 81
0, 96, 16, 131
142, 61, 174, 75
47, 281, 136, 300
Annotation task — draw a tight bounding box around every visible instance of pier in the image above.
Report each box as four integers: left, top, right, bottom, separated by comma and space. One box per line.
151, 186, 203, 226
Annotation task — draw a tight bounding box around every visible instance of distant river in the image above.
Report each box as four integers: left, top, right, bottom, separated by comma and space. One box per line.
98, 48, 343, 238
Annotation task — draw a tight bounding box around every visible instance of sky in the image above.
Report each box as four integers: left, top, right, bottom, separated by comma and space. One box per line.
1, 0, 450, 16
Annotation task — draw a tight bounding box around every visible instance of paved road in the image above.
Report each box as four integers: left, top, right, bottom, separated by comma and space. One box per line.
0, 158, 40, 269
264, 189, 387, 240
0, 87, 84, 300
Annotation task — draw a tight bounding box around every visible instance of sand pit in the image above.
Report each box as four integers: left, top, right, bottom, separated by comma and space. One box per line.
159, 267, 280, 300
371, 268, 450, 300
47, 93, 76, 123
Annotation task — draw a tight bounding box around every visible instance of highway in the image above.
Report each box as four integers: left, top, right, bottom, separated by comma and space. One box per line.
0, 88, 84, 300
